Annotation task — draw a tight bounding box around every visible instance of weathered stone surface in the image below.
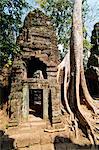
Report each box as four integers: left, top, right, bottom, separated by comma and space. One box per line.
8, 9, 61, 127
86, 23, 99, 95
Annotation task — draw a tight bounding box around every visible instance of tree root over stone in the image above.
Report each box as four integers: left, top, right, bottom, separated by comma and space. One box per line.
56, 0, 98, 145
44, 126, 67, 133
57, 53, 79, 140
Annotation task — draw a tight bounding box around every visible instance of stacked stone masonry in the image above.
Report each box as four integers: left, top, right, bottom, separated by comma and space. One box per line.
86, 22, 99, 95
9, 9, 61, 126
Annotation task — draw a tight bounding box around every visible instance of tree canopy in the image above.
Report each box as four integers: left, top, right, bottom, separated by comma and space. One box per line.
0, 0, 30, 67
35, 0, 90, 59
0, 0, 97, 68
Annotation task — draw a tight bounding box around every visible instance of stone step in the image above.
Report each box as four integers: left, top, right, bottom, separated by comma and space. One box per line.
6, 121, 46, 135
3, 132, 40, 149
7, 127, 39, 135
19, 120, 46, 128
8, 130, 52, 149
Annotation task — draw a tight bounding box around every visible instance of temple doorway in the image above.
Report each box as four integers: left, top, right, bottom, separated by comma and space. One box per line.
29, 89, 43, 119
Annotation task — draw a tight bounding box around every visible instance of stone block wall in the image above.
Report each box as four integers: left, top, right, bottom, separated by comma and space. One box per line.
86, 23, 99, 95
9, 9, 61, 126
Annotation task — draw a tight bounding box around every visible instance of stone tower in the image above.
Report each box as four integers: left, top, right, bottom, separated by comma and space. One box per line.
9, 9, 61, 126
86, 22, 99, 95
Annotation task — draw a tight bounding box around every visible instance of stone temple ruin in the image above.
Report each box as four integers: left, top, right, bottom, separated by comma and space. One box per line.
86, 22, 99, 96
9, 9, 61, 126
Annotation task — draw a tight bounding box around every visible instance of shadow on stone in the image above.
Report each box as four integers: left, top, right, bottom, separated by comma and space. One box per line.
54, 136, 99, 150
0, 130, 15, 150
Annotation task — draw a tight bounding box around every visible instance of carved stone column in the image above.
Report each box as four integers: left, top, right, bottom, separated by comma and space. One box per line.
22, 83, 29, 120
43, 88, 49, 120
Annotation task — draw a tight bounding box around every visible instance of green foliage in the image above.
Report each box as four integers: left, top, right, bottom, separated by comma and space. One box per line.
35, 0, 91, 61
36, 0, 73, 54
0, 0, 30, 67
0, 0, 91, 68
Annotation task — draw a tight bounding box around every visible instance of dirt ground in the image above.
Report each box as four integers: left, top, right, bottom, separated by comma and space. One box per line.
0, 101, 99, 150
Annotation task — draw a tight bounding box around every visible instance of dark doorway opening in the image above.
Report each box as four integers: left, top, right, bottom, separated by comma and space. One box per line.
27, 57, 47, 79
29, 89, 43, 118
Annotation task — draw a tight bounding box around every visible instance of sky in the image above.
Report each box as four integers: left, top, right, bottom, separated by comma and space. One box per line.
85, 0, 99, 38
24, 0, 99, 39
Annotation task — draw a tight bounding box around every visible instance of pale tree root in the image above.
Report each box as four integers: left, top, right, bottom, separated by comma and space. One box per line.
75, 60, 96, 145
60, 102, 78, 138
76, 109, 97, 145
80, 81, 96, 143
73, 118, 78, 139
76, 78, 97, 145
64, 68, 79, 138
57, 52, 70, 83
44, 126, 67, 133
63, 94, 78, 139
57, 65, 96, 144
61, 96, 78, 139
56, 53, 79, 136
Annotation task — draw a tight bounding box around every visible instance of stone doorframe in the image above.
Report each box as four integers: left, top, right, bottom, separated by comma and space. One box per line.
22, 79, 61, 124
22, 79, 49, 121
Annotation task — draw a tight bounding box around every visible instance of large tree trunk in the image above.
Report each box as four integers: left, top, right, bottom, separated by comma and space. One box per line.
57, 0, 98, 145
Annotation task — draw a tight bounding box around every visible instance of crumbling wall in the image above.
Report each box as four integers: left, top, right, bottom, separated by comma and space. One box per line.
9, 9, 61, 126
